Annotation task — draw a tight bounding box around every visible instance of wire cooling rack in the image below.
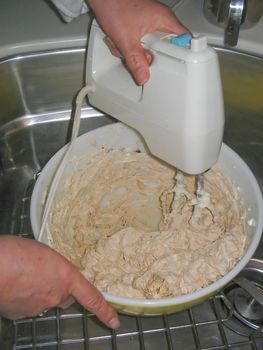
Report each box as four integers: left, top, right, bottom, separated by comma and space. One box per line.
11, 177, 263, 350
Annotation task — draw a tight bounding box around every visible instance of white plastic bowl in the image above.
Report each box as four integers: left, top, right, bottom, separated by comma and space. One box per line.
30, 123, 263, 315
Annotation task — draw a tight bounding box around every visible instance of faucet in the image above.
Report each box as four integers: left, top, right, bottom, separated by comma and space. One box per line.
203, 0, 263, 46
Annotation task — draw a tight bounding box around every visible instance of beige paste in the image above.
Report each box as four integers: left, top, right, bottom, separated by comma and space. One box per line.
49, 148, 246, 299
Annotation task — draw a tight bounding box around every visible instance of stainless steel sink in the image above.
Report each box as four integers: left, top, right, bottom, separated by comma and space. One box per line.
0, 47, 262, 349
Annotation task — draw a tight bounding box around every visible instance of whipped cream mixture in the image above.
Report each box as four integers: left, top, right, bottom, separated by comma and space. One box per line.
49, 148, 246, 299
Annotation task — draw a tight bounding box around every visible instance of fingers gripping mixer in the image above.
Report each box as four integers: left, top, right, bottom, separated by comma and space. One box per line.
86, 21, 225, 176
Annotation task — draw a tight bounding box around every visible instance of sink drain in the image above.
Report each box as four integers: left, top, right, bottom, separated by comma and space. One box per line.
221, 259, 263, 334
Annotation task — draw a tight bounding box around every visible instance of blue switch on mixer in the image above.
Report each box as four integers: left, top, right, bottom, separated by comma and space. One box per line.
170, 33, 192, 47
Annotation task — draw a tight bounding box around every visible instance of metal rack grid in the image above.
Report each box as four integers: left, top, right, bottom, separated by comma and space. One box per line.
13, 298, 263, 350
12, 176, 263, 350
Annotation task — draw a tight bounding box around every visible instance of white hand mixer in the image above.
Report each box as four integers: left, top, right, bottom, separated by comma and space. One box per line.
86, 20, 225, 175
86, 20, 225, 217
38, 20, 225, 240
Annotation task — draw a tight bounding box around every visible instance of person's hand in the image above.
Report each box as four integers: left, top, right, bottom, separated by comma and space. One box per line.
0, 235, 119, 329
87, 0, 189, 85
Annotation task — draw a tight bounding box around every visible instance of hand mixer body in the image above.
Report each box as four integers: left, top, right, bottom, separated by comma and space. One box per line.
86, 21, 225, 175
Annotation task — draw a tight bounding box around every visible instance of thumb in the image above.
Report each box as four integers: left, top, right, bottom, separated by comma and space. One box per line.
123, 44, 151, 86
71, 271, 120, 329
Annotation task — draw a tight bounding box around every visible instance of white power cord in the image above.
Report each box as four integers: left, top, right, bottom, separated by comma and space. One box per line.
38, 84, 96, 242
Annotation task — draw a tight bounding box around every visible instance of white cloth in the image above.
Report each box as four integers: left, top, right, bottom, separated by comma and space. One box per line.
50, 0, 89, 22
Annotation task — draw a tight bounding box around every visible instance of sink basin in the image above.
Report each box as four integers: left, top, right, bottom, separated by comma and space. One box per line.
0, 47, 262, 350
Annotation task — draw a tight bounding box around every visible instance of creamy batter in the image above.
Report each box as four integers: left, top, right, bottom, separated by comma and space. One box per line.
49, 148, 246, 299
